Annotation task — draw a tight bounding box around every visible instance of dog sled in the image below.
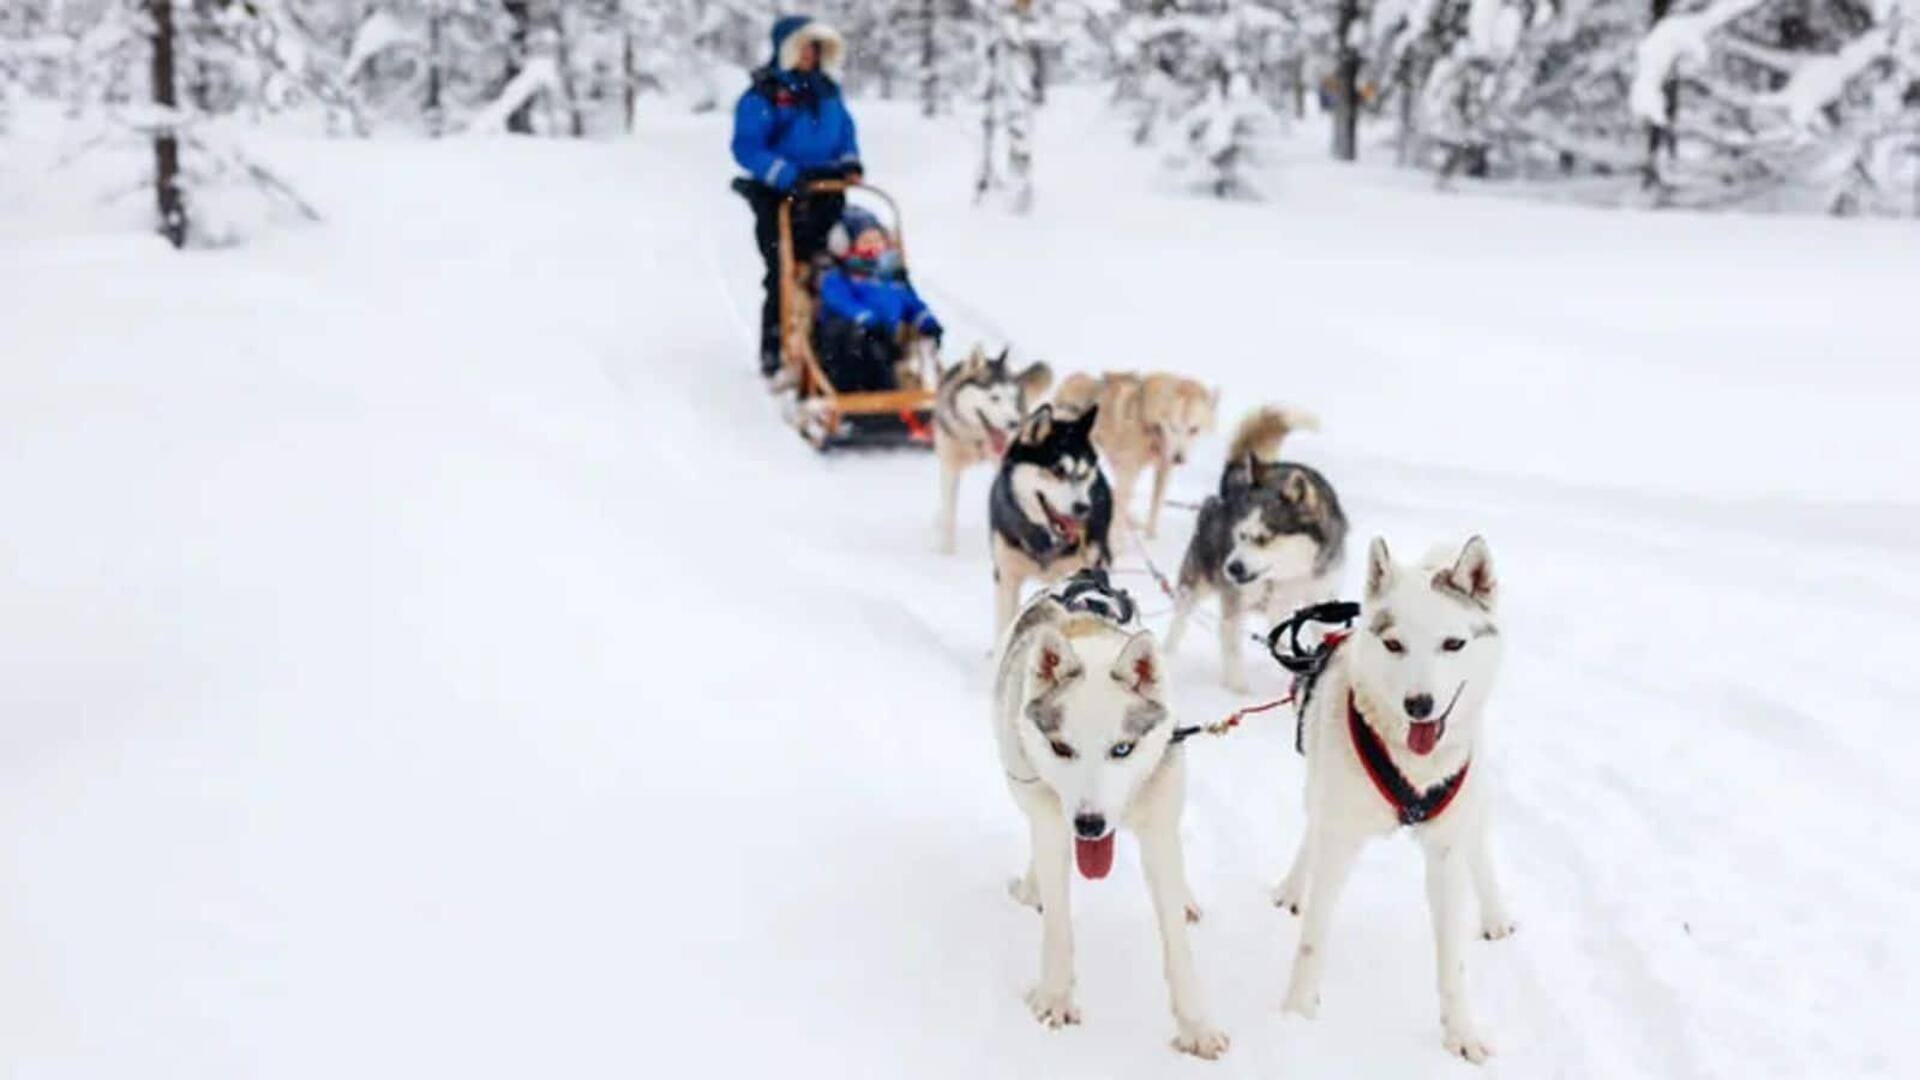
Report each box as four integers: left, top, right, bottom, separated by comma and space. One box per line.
775, 180, 938, 451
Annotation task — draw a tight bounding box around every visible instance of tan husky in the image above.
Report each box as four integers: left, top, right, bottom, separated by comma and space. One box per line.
1053, 373, 1217, 539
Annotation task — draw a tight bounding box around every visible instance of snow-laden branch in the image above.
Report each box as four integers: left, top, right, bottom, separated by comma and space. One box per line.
1771, 10, 1909, 127
1630, 0, 1772, 124
466, 58, 561, 135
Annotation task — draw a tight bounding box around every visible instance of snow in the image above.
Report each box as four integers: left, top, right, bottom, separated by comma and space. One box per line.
2, 92, 1917, 1077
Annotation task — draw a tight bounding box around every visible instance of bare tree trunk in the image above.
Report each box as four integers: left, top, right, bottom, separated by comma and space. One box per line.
150, 0, 187, 247
1643, 0, 1678, 189
622, 26, 637, 133
919, 0, 937, 117
504, 0, 534, 134
1332, 0, 1361, 162
425, 2, 445, 137
551, 0, 584, 137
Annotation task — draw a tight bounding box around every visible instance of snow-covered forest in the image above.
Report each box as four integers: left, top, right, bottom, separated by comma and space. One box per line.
4, 0, 1919, 238
2, 0, 1917, 1077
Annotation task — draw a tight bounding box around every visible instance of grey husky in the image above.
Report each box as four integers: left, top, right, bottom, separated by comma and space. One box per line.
933, 346, 1052, 553
1165, 406, 1347, 691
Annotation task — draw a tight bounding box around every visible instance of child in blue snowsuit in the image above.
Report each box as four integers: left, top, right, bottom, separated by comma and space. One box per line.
813, 207, 942, 393
730, 15, 863, 377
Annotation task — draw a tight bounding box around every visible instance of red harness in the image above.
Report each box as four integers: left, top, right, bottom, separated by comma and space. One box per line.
1346, 691, 1470, 827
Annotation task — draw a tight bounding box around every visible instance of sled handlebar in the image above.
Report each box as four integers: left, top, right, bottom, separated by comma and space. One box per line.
798, 180, 906, 257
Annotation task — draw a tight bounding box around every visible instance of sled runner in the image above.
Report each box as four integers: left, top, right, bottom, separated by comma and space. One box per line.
776, 180, 937, 451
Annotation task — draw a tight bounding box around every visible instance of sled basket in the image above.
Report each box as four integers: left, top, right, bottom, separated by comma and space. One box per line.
777, 180, 937, 453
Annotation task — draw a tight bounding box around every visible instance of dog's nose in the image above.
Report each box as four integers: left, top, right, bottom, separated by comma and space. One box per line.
1226, 559, 1247, 581
1173, 452, 1186, 465
1072, 813, 1107, 840
1070, 501, 1090, 517
1404, 693, 1435, 720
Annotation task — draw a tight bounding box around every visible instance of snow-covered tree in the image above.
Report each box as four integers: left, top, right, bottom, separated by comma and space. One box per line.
976, 0, 1039, 210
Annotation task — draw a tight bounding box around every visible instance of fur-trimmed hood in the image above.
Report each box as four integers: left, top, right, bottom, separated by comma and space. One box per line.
770, 15, 845, 74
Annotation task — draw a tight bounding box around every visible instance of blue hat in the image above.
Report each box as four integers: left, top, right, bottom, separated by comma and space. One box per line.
769, 15, 844, 72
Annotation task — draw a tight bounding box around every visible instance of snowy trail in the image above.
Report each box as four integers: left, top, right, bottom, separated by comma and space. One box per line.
2, 96, 1916, 1077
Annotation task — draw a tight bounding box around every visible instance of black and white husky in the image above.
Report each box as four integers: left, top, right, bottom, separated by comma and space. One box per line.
1275, 536, 1514, 1063
933, 346, 1052, 554
1166, 406, 1347, 691
988, 404, 1114, 636
991, 571, 1229, 1059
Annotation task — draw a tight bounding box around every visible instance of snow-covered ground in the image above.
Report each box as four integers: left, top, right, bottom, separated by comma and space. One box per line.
2, 94, 1916, 1077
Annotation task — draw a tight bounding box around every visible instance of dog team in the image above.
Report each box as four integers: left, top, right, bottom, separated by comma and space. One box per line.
936, 345, 1512, 1063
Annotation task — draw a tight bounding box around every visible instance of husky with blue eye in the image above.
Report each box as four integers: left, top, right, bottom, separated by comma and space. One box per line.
987, 404, 1114, 637
990, 572, 1228, 1059
1274, 536, 1514, 1064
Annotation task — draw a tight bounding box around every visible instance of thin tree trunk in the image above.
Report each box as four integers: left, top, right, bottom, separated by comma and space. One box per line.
552, 1, 584, 137
919, 0, 937, 117
425, 3, 445, 137
623, 27, 636, 132
1643, 0, 1678, 189
1332, 0, 1361, 162
150, 0, 187, 247
504, 0, 534, 134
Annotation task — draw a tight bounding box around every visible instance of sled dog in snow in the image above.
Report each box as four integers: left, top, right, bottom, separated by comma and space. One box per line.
988, 404, 1114, 636
991, 571, 1229, 1059
934, 346, 1053, 553
1052, 372, 1217, 540
1274, 536, 1515, 1064
1165, 406, 1346, 691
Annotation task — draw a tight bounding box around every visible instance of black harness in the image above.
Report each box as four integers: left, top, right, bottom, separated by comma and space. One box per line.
1346, 693, 1471, 827
1262, 601, 1360, 753
1052, 568, 1136, 625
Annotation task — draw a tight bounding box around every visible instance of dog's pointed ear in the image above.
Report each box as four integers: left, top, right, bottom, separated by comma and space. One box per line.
1109, 631, 1163, 700
1223, 453, 1256, 495
1023, 626, 1083, 733
1365, 537, 1395, 600
1016, 404, 1053, 445
994, 346, 1011, 366
962, 343, 988, 374
1070, 403, 1099, 435
1015, 361, 1053, 401
1281, 469, 1319, 512
1433, 535, 1497, 611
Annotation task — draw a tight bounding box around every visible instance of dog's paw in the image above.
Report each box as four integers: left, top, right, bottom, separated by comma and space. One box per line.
1024, 986, 1081, 1029
1171, 1023, 1230, 1060
1481, 917, 1517, 941
1281, 982, 1320, 1019
1007, 875, 1041, 912
1271, 881, 1304, 915
1443, 1025, 1494, 1064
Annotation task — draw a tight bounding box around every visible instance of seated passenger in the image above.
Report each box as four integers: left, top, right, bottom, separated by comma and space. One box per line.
813, 209, 942, 392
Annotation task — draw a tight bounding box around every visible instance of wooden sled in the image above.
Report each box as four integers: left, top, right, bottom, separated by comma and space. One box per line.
777, 180, 936, 452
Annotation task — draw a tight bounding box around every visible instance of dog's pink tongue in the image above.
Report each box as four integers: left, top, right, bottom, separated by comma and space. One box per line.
987, 428, 1009, 456
1074, 834, 1115, 880
1408, 721, 1440, 756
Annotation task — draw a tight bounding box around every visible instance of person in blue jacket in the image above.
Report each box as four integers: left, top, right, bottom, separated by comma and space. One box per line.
731, 15, 863, 378
813, 207, 942, 393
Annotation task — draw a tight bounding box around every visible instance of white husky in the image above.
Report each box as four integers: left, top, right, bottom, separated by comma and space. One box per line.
1274, 536, 1515, 1063
991, 581, 1229, 1060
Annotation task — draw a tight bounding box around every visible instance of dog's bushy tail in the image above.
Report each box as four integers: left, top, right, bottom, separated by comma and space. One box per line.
1227, 406, 1320, 463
